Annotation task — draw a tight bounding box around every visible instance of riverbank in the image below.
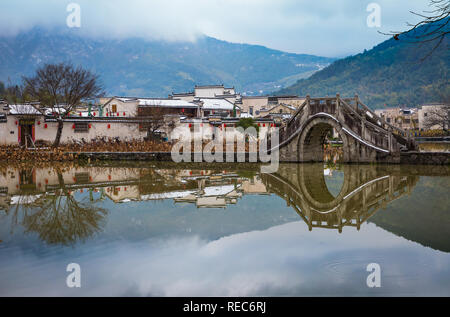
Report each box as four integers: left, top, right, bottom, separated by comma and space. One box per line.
0, 139, 257, 162
1, 142, 449, 164
73, 151, 450, 165
0, 140, 172, 162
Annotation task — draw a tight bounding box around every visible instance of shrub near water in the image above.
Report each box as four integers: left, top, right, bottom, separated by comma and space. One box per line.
0, 139, 172, 162
0, 145, 79, 162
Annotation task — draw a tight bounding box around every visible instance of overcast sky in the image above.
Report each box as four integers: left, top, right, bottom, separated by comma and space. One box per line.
0, 0, 429, 57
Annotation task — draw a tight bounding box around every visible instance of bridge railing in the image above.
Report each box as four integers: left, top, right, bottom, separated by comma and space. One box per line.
287, 99, 307, 126
354, 97, 408, 139
337, 97, 394, 150
279, 94, 414, 152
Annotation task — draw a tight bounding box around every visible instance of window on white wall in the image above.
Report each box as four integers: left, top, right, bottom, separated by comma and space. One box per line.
74, 122, 89, 133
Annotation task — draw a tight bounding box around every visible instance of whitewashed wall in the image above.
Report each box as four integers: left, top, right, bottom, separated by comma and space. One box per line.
0, 115, 272, 145
0, 116, 147, 145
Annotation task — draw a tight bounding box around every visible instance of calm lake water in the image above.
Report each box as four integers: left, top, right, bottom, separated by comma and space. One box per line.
0, 162, 449, 296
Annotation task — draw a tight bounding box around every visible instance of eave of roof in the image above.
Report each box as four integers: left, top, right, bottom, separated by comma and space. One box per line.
242, 96, 269, 99
195, 84, 224, 89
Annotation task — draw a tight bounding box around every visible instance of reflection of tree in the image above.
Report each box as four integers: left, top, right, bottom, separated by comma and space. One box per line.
20, 168, 107, 245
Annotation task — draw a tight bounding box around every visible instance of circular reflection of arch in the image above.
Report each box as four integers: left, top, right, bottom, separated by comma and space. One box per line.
265, 165, 418, 233
297, 163, 350, 212
297, 115, 350, 163
324, 168, 345, 198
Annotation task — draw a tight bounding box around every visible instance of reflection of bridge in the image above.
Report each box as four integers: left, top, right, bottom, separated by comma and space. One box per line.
0, 163, 424, 233
262, 164, 419, 232
273, 95, 417, 163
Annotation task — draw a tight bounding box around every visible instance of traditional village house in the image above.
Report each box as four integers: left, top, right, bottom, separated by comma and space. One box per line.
194, 85, 234, 98
241, 96, 268, 117
98, 97, 139, 117
374, 107, 419, 131
258, 103, 297, 122
3, 104, 42, 147
137, 98, 200, 117
1, 84, 278, 146
196, 97, 240, 117
240, 95, 304, 118
275, 96, 306, 108
170, 92, 195, 102
169, 84, 241, 107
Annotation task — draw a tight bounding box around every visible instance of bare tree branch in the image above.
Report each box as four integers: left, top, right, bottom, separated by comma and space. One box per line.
423, 104, 450, 130
379, 0, 449, 60
23, 63, 104, 147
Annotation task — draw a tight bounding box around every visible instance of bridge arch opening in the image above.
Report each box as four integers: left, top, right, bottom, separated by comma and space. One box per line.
298, 117, 348, 163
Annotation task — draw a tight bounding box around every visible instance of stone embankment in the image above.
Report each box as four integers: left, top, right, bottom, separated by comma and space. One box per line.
400, 152, 450, 165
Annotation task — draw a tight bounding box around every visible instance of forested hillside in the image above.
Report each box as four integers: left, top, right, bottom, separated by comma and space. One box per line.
276, 22, 449, 109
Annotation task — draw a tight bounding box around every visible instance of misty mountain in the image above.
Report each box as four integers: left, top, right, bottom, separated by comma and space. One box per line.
0, 27, 334, 97
276, 21, 450, 109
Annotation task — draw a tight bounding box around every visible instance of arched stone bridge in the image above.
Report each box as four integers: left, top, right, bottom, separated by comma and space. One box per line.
261, 164, 418, 232
272, 95, 418, 163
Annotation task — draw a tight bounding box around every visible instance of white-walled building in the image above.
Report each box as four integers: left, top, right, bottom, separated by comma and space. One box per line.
169, 84, 242, 107
0, 84, 290, 146
0, 102, 274, 146
197, 97, 240, 117
418, 103, 449, 130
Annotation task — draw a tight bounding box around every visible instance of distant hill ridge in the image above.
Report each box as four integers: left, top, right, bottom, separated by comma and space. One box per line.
0, 27, 334, 97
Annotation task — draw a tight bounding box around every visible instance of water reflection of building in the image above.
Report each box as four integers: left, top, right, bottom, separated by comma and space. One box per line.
0, 164, 421, 234
0, 166, 268, 210
241, 176, 269, 194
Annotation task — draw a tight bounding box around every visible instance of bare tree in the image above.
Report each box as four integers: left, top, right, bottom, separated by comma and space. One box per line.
2, 81, 28, 104
381, 0, 449, 60
138, 102, 174, 141
423, 104, 450, 131
0, 81, 5, 97
23, 63, 104, 147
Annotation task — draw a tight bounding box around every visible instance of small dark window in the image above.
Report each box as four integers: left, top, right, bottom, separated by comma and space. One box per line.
75, 172, 90, 183
74, 122, 89, 133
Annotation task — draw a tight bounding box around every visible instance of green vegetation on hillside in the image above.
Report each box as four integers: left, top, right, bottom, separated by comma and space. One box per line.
0, 27, 334, 97
276, 23, 449, 109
